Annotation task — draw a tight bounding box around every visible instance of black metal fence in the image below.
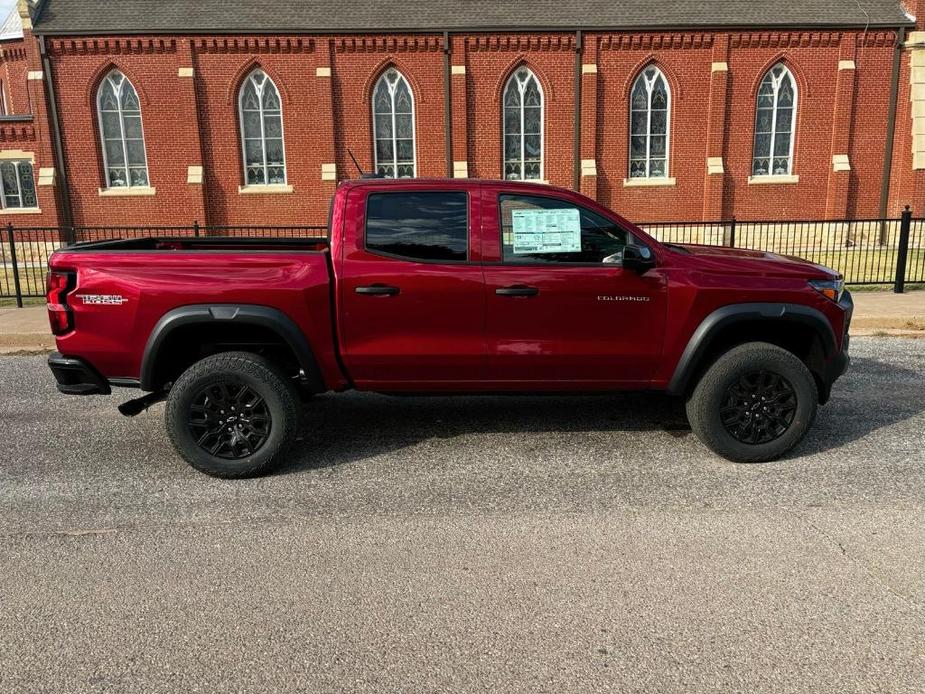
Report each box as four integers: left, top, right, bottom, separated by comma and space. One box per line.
2, 211, 922, 307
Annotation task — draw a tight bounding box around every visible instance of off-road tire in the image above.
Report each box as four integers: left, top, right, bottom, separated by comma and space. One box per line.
166, 351, 299, 478
686, 342, 818, 463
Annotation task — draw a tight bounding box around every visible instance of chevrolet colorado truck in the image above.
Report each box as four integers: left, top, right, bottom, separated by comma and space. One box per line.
46, 178, 851, 478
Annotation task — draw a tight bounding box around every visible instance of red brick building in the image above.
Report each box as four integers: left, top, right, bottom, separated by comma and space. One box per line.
3, 0, 925, 228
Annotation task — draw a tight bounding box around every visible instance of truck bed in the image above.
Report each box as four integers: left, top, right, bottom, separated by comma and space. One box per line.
65, 236, 330, 253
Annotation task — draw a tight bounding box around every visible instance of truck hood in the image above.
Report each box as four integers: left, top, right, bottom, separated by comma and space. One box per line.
668, 243, 839, 280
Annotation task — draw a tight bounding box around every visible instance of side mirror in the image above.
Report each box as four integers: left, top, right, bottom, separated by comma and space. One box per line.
622, 245, 656, 274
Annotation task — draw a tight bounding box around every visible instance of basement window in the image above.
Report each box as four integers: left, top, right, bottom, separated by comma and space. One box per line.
0, 160, 37, 209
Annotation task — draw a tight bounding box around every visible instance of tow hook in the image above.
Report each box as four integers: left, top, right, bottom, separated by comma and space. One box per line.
118, 391, 168, 417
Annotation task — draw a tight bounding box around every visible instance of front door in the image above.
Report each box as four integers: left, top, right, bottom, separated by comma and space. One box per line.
338, 186, 486, 389
481, 189, 668, 388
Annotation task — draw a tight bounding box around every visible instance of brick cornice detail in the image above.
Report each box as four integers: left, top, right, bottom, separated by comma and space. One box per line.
334, 36, 441, 53
194, 37, 316, 54
599, 33, 713, 51
48, 38, 178, 56
0, 124, 36, 141
466, 36, 575, 52
729, 32, 841, 49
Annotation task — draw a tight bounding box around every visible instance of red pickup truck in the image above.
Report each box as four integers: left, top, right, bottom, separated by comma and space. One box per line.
46, 178, 851, 477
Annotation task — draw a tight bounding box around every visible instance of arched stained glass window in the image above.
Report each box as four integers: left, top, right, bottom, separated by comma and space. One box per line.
372, 69, 416, 178
629, 66, 670, 179
503, 67, 543, 181
97, 70, 149, 188
753, 64, 797, 177
239, 69, 287, 186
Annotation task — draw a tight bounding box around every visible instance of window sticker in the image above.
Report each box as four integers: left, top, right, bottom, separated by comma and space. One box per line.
511, 208, 582, 254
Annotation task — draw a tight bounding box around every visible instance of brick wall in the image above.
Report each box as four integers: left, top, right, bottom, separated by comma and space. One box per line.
0, 24, 917, 228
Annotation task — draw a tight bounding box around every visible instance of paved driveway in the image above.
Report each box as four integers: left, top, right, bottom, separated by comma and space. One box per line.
1, 337, 924, 692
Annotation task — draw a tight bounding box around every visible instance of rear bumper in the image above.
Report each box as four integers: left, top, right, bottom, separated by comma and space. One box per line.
48, 352, 112, 396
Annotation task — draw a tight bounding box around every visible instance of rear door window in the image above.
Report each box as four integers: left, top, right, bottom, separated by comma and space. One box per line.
366, 192, 468, 262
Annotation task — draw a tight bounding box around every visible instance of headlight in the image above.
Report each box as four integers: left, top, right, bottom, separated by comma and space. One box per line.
809, 278, 845, 303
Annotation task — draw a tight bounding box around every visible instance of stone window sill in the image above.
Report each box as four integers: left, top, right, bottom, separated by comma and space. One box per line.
238, 184, 294, 195
98, 186, 156, 197
0, 207, 41, 215
748, 175, 800, 185
623, 177, 677, 188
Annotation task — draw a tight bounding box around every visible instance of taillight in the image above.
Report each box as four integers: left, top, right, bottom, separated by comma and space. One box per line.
46, 270, 75, 335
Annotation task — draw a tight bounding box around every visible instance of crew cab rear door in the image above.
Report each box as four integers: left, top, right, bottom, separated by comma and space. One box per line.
337, 183, 485, 388
480, 185, 667, 387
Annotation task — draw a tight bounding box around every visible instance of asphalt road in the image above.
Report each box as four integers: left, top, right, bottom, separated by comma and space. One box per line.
1, 337, 924, 693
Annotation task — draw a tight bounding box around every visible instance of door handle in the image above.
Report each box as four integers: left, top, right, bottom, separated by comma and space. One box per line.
355, 284, 400, 296
496, 285, 540, 297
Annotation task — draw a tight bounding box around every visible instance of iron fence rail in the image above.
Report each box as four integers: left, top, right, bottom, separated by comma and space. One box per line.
2, 214, 922, 306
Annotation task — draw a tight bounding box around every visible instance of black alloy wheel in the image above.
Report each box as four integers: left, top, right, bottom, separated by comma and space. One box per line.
187, 382, 272, 460
719, 370, 797, 445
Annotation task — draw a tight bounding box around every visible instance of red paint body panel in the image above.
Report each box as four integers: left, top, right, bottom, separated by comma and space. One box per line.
48, 178, 849, 395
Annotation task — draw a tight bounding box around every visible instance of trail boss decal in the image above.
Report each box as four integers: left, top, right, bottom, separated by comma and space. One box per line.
597, 295, 651, 302
76, 294, 128, 305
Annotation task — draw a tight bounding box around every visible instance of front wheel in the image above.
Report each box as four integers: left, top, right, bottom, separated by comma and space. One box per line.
686, 342, 818, 463
165, 351, 300, 478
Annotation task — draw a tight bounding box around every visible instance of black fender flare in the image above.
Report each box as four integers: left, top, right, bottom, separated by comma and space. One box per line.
140, 304, 325, 392
666, 303, 836, 397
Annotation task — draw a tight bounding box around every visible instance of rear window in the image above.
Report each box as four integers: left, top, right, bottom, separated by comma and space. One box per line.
365, 192, 468, 262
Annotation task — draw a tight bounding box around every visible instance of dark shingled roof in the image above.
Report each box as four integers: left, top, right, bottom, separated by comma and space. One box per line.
32, 0, 914, 35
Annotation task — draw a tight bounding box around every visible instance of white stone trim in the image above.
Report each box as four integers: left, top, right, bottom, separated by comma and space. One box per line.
832, 154, 851, 172
581, 159, 597, 177
707, 157, 725, 175
747, 175, 800, 185
187, 165, 203, 184
581, 64, 598, 74
451, 65, 466, 75
316, 66, 331, 78
453, 160, 468, 178
910, 46, 925, 169
0, 207, 41, 215
27, 70, 43, 81
178, 67, 194, 78
99, 186, 156, 197
838, 60, 856, 71
0, 150, 34, 162
321, 163, 337, 181
37, 167, 55, 186
623, 177, 677, 188
238, 184, 294, 195
711, 62, 728, 73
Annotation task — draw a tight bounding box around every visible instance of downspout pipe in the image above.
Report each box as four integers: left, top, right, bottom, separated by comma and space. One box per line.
443, 31, 453, 179
38, 35, 73, 231
879, 25, 907, 226
572, 30, 583, 191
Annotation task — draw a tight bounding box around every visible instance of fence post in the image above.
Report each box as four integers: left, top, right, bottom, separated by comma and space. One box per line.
894, 205, 912, 294
6, 222, 23, 308
193, 219, 200, 238
726, 216, 737, 248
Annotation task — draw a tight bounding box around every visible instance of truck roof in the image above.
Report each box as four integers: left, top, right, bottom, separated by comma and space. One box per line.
338, 177, 575, 195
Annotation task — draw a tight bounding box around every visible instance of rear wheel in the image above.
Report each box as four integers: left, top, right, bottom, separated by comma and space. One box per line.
166, 351, 299, 478
686, 342, 818, 463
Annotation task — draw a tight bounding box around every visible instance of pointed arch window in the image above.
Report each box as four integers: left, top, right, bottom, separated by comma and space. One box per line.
239, 69, 287, 186
753, 64, 797, 177
629, 66, 670, 179
372, 69, 416, 178
503, 67, 543, 180
97, 71, 149, 188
